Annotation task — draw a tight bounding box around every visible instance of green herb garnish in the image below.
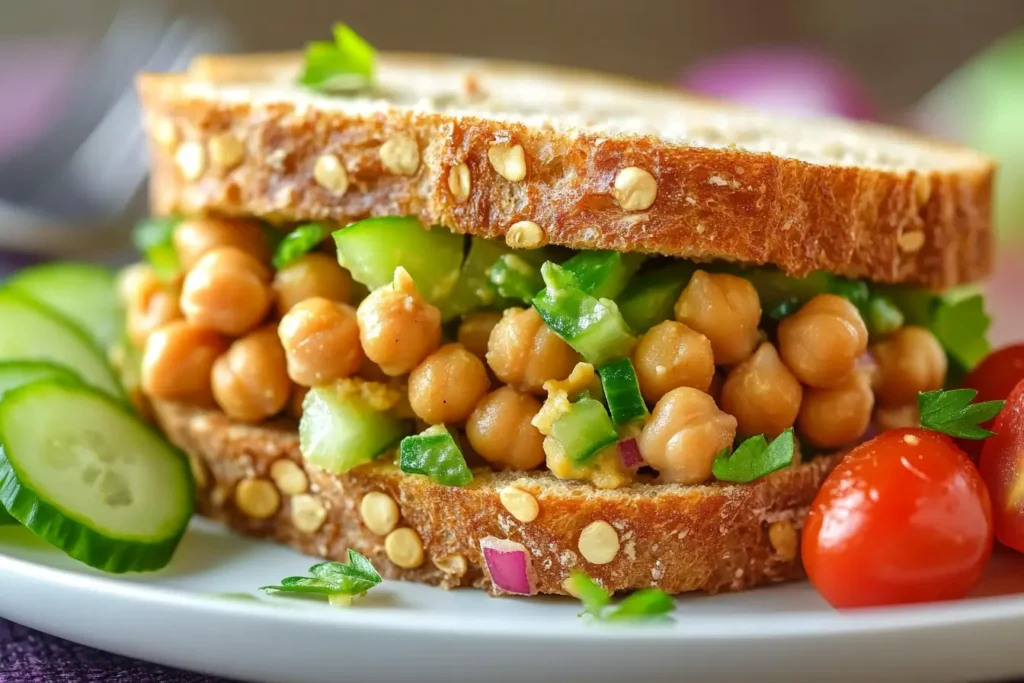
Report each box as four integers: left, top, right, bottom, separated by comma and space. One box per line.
918, 389, 1005, 439
299, 23, 376, 93
273, 223, 329, 269
260, 549, 382, 607
132, 216, 180, 280
712, 428, 795, 483
568, 570, 674, 622
399, 425, 473, 487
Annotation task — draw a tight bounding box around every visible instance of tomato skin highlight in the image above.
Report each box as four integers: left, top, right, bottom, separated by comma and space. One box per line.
979, 378, 1024, 553
960, 344, 1024, 459
803, 428, 993, 609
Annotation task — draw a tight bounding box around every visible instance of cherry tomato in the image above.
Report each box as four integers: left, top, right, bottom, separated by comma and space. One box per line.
803, 428, 993, 608
960, 344, 1024, 459
979, 378, 1024, 552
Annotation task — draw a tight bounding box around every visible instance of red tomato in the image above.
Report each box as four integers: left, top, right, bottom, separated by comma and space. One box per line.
803, 428, 993, 608
960, 344, 1024, 459
979, 378, 1024, 552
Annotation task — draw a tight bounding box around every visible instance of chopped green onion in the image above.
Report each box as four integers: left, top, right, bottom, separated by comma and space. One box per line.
598, 358, 648, 426
261, 549, 382, 606
273, 223, 329, 269
561, 251, 644, 299
712, 428, 795, 483
132, 217, 180, 280
298, 23, 376, 93
549, 398, 620, 464
399, 424, 473, 486
616, 263, 694, 333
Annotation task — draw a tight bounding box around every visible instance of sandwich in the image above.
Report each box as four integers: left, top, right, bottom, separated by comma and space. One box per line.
124, 26, 994, 596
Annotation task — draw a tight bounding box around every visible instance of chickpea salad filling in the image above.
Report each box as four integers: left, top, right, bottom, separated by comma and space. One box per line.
119, 213, 993, 491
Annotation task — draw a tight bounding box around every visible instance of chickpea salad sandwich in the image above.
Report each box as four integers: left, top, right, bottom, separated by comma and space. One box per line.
0, 24, 1011, 609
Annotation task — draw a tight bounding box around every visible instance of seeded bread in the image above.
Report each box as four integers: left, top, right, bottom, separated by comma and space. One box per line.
137, 52, 994, 289
153, 400, 843, 596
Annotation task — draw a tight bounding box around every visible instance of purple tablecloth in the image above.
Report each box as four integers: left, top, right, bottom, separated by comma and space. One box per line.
0, 619, 233, 682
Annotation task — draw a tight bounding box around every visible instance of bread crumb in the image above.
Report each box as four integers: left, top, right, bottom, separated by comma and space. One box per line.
624, 540, 636, 562
651, 561, 665, 581
559, 550, 577, 566
708, 175, 728, 186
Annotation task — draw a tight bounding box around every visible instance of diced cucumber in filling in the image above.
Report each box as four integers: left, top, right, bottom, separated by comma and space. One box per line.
549, 398, 620, 464
561, 250, 644, 300
437, 238, 510, 320
398, 424, 473, 486
616, 262, 695, 333
132, 216, 181, 281
598, 358, 647, 426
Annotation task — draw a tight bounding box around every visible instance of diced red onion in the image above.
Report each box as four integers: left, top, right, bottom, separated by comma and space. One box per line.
479, 537, 536, 595
618, 437, 644, 469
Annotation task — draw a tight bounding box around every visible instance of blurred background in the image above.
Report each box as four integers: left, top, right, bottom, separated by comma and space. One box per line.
0, 0, 1022, 333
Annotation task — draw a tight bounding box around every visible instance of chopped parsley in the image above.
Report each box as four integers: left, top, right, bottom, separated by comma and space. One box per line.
712, 428, 795, 483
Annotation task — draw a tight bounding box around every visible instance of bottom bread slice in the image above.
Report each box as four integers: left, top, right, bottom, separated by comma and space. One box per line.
153, 400, 844, 596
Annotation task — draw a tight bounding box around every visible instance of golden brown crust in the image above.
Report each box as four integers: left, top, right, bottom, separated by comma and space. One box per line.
137, 53, 993, 289
154, 400, 843, 596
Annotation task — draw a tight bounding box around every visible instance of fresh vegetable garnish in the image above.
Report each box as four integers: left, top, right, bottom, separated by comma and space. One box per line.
561, 250, 643, 300
959, 344, 1024, 458
0, 381, 194, 573
917, 388, 1004, 439
567, 570, 675, 622
273, 223, 329, 269
549, 398, 619, 464
615, 262, 693, 333
298, 23, 376, 93
711, 428, 795, 483
804, 428, 992, 608
489, 254, 545, 304
261, 549, 382, 607
980, 377, 1024, 553
533, 262, 636, 367
479, 537, 536, 595
0, 360, 82, 402
399, 424, 473, 486
598, 358, 647, 426
132, 216, 180, 281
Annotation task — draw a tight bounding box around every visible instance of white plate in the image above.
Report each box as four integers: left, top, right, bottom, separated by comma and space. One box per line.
2, 518, 1024, 683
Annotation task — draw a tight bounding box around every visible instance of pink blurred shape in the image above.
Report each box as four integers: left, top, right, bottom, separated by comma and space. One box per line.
681, 47, 877, 121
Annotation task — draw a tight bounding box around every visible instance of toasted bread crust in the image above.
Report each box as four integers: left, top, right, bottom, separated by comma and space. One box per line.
154, 400, 842, 596
137, 54, 993, 289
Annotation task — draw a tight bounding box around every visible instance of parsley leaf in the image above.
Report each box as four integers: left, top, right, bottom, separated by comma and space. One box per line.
568, 570, 611, 618
273, 223, 329, 269
299, 24, 375, 93
568, 571, 674, 623
712, 428, 795, 483
918, 389, 1005, 439
931, 294, 992, 371
260, 549, 382, 606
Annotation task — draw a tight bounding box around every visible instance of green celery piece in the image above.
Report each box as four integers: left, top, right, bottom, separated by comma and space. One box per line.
550, 398, 620, 464
132, 216, 180, 280
437, 238, 510, 321
298, 24, 376, 92
398, 425, 473, 486
561, 251, 645, 300
273, 223, 329, 269
598, 358, 648, 426
533, 262, 636, 367
616, 262, 695, 333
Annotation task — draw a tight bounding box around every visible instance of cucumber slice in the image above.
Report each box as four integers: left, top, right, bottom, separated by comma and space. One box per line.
0, 360, 82, 402
437, 238, 509, 321
598, 358, 648, 426
333, 216, 465, 304
398, 424, 473, 486
273, 223, 329, 269
5, 263, 121, 350
0, 507, 13, 525
550, 398, 620, 464
299, 384, 412, 474
561, 251, 644, 300
0, 381, 194, 572
616, 262, 694, 333
0, 292, 122, 398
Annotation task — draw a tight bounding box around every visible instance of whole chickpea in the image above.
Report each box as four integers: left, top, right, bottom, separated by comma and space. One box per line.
278, 297, 363, 386
674, 270, 761, 365
211, 326, 291, 422
875, 403, 920, 431
141, 321, 228, 406
289, 385, 310, 419
408, 343, 490, 425
466, 386, 546, 470
637, 387, 737, 485
778, 294, 868, 389
457, 312, 503, 361
721, 342, 803, 438
632, 320, 715, 403
124, 266, 182, 348
173, 217, 270, 270
486, 307, 579, 394
871, 326, 947, 407
356, 267, 442, 376
797, 372, 874, 449
180, 247, 272, 336
272, 253, 352, 316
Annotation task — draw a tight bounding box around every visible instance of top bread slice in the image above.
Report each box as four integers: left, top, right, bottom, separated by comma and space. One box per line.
137, 52, 995, 288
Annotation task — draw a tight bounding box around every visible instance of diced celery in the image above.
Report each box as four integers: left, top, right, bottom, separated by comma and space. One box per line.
549, 398, 620, 464
615, 262, 695, 333
398, 425, 472, 486
598, 358, 648, 426
561, 251, 644, 300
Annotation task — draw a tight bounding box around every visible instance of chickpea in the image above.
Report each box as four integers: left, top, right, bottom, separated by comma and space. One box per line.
778, 294, 868, 389
211, 327, 291, 422
272, 253, 352, 315
708, 371, 724, 404
871, 326, 947, 407
637, 387, 737, 484
457, 312, 503, 361
721, 342, 803, 438
486, 307, 579, 394
797, 372, 874, 449
408, 344, 490, 425
632, 320, 714, 403
124, 267, 182, 348
674, 270, 761, 365
173, 217, 270, 271
466, 386, 545, 470
180, 247, 272, 336
289, 385, 310, 419
875, 403, 919, 431
278, 297, 363, 386
141, 321, 228, 406
353, 267, 441, 376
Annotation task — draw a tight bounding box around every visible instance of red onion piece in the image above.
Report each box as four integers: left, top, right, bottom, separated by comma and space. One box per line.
619, 437, 644, 469
479, 537, 536, 595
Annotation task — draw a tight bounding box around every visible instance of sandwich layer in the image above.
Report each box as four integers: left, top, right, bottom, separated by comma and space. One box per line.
138, 53, 994, 288
155, 400, 843, 596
